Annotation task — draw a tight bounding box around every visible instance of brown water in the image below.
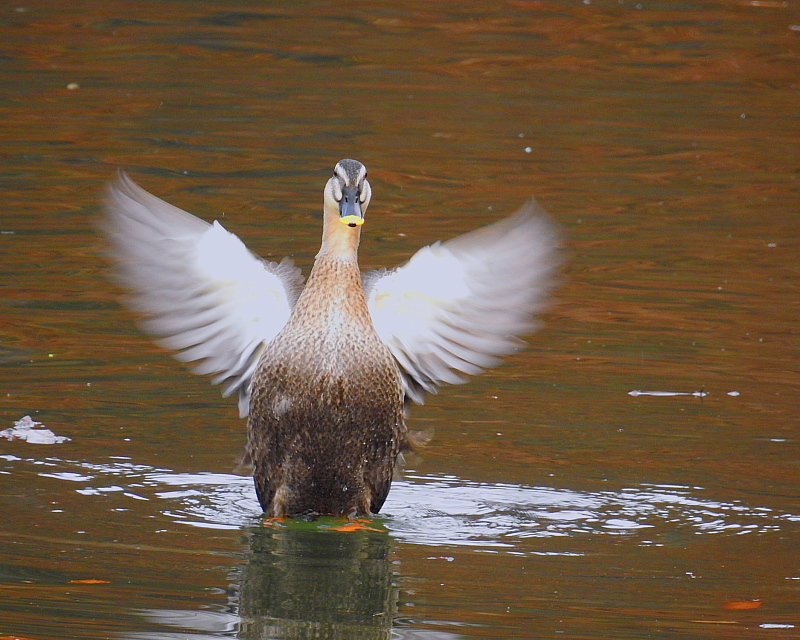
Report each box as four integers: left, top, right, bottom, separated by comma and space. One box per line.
1, 0, 799, 638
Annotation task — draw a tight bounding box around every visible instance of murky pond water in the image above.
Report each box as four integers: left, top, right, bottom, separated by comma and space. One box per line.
2, 0, 799, 638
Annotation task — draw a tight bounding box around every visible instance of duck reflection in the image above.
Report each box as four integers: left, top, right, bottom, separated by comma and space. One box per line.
237, 522, 396, 639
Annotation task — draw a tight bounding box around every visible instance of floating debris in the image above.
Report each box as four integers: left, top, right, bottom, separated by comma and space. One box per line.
628, 390, 708, 398
760, 623, 795, 629
1, 415, 71, 444
722, 600, 762, 610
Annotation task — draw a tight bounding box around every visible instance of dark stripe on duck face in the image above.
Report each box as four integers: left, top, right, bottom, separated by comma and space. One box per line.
334, 158, 367, 188
330, 160, 366, 202
333, 159, 370, 227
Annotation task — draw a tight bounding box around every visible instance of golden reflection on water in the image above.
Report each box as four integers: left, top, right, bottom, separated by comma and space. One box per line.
1, 0, 799, 638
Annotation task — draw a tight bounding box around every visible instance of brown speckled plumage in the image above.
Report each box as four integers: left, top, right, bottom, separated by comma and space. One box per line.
249, 256, 405, 517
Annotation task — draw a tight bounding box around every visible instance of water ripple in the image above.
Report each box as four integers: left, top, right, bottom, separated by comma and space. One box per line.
3, 453, 797, 553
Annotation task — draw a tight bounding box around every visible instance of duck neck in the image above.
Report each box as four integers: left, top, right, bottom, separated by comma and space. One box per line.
305, 199, 364, 293
297, 208, 369, 330
316, 202, 362, 263
277, 195, 373, 354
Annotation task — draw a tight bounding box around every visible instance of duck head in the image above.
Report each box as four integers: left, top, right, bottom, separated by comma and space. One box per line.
320, 159, 372, 259
324, 159, 372, 228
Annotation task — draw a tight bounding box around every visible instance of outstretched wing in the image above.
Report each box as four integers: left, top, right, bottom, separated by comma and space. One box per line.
364, 199, 560, 404
102, 171, 304, 416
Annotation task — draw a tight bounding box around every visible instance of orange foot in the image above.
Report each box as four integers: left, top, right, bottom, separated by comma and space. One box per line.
327, 519, 383, 532
261, 516, 287, 527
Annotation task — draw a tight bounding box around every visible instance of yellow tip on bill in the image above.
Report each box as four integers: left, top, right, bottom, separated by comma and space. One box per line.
340, 215, 365, 227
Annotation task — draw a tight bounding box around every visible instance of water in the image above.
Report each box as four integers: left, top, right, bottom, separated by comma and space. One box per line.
2, 0, 799, 638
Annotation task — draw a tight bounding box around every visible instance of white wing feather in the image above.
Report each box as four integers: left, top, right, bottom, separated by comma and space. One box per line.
366, 199, 560, 404
102, 172, 303, 417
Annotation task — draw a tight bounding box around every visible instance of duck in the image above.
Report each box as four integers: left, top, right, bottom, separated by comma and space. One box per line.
103, 159, 560, 518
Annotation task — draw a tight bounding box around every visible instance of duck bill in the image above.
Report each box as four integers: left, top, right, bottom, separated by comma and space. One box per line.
339, 189, 365, 227
340, 214, 364, 227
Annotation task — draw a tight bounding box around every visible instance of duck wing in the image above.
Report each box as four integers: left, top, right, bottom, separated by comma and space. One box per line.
364, 199, 560, 405
102, 171, 304, 417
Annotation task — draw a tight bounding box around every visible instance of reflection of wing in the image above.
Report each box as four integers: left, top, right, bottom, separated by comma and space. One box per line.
365, 199, 560, 404
103, 172, 304, 416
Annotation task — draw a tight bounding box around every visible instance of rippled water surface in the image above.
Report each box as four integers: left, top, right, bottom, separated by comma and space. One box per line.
2, 0, 799, 638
